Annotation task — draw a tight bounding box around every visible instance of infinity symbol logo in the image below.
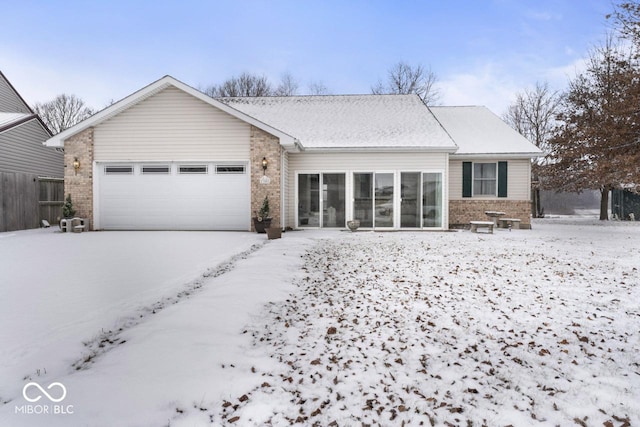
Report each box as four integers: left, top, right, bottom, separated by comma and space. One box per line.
22, 382, 67, 403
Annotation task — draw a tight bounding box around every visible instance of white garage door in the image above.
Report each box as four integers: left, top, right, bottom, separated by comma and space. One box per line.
97, 163, 250, 230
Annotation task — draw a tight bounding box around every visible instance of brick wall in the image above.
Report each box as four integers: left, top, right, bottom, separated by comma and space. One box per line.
250, 126, 282, 230
449, 199, 532, 229
64, 127, 94, 229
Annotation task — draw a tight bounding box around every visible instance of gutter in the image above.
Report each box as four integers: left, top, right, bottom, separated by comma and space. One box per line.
298, 145, 459, 153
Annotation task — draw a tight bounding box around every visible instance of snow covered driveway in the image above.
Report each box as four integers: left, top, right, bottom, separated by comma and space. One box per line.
211, 220, 640, 426
0, 229, 262, 410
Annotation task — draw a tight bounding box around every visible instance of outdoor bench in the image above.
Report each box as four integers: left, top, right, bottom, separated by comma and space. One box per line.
498, 218, 521, 229
470, 220, 494, 234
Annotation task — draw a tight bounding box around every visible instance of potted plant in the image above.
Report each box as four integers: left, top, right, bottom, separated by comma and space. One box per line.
253, 196, 272, 233
62, 194, 76, 218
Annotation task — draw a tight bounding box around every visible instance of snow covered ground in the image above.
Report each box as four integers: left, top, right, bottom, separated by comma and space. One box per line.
0, 219, 639, 426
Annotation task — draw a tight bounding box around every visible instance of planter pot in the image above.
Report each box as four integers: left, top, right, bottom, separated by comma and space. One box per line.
347, 220, 360, 231
253, 217, 272, 233
266, 227, 282, 240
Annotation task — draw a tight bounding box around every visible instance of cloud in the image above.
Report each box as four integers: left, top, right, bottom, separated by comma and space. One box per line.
437, 52, 592, 115
438, 63, 522, 114
543, 56, 588, 89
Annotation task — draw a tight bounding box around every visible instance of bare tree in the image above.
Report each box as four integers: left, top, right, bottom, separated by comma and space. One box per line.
608, 1, 640, 46
274, 72, 299, 96
33, 94, 95, 134
503, 82, 562, 217
372, 61, 441, 105
205, 72, 273, 97
204, 72, 306, 97
307, 80, 330, 95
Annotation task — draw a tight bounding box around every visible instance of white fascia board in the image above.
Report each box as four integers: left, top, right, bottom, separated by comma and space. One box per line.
45, 75, 297, 148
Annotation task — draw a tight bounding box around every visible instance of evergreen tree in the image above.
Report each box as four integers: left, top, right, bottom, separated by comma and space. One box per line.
62, 194, 76, 218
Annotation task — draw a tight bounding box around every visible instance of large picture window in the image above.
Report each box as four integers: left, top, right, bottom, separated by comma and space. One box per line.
473, 163, 497, 196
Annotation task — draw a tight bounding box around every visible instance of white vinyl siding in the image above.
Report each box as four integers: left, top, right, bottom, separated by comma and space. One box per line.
449, 159, 531, 200
0, 120, 62, 177
286, 151, 448, 229
93, 87, 251, 161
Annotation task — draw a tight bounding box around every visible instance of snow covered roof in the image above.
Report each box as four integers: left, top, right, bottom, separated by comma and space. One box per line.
0, 112, 45, 135
222, 95, 457, 151
430, 106, 543, 158
0, 112, 31, 128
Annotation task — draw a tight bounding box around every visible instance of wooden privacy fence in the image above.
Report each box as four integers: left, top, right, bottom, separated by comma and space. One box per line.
39, 177, 64, 227
0, 172, 64, 232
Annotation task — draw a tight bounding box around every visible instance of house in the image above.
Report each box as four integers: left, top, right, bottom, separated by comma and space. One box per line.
44, 75, 541, 231
1, 71, 63, 231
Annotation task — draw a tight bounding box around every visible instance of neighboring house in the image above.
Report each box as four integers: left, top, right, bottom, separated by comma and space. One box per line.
0, 71, 61, 177
1, 71, 63, 232
44, 75, 541, 231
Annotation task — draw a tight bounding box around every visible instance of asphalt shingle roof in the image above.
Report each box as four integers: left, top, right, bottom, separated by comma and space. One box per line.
222, 94, 457, 150
430, 106, 542, 156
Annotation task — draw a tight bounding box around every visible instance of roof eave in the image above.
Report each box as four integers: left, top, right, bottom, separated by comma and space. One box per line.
300, 146, 458, 153
451, 151, 544, 160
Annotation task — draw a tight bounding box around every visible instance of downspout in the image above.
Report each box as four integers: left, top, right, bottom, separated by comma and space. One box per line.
281, 148, 286, 230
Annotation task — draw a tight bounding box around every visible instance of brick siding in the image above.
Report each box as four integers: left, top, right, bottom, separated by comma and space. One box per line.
449, 199, 532, 229
64, 127, 94, 229
250, 126, 282, 230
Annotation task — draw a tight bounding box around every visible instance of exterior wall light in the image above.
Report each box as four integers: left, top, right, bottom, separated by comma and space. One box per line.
262, 157, 268, 173
73, 158, 80, 172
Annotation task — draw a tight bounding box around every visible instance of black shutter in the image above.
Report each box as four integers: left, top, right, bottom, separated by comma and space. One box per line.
498, 161, 508, 198
462, 162, 472, 198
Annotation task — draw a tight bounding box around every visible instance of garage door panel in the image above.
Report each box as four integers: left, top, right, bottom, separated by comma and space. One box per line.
98, 163, 250, 230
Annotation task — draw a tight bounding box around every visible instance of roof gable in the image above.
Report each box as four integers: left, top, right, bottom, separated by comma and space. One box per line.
222, 94, 457, 151
45, 75, 296, 148
430, 106, 543, 157
0, 71, 34, 114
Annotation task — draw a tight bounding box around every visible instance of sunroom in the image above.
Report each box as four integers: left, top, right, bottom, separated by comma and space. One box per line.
295, 169, 446, 230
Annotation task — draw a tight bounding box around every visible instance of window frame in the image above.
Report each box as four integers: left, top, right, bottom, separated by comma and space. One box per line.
104, 165, 134, 175
178, 165, 208, 175
215, 165, 246, 174
141, 165, 171, 175
472, 162, 498, 197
